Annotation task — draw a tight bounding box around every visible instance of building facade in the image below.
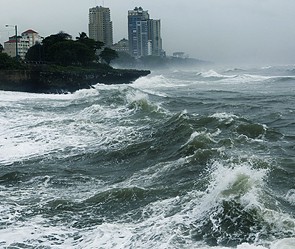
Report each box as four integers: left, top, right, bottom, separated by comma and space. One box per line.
128, 7, 163, 58
148, 19, 162, 56
89, 6, 113, 47
128, 7, 150, 58
22, 29, 43, 47
4, 36, 29, 59
112, 38, 129, 53
4, 29, 42, 59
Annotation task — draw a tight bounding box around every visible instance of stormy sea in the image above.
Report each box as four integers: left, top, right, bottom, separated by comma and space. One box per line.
0, 65, 295, 249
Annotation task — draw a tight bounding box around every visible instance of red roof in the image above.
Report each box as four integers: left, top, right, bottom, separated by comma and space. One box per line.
22, 29, 38, 34
4, 40, 17, 44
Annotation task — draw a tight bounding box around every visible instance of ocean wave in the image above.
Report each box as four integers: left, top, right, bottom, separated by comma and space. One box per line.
188, 159, 295, 247
268, 76, 295, 83
1, 66, 294, 248
197, 69, 237, 79
133, 74, 177, 88
209, 112, 239, 124
126, 90, 167, 115
195, 70, 278, 85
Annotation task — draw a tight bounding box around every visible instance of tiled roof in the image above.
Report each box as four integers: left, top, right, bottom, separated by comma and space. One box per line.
4, 40, 17, 44
22, 29, 38, 34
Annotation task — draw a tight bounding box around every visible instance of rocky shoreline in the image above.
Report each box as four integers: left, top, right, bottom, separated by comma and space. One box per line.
0, 67, 150, 93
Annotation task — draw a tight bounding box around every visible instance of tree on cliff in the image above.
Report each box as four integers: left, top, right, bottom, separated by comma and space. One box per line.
25, 43, 44, 62
42, 32, 73, 62
0, 43, 3, 53
48, 40, 95, 66
25, 31, 105, 66
112, 51, 136, 67
26, 32, 72, 63
100, 47, 119, 65
76, 32, 104, 53
0, 53, 24, 69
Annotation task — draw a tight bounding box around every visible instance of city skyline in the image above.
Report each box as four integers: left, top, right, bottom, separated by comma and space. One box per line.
2, 5, 164, 60
1, 0, 295, 65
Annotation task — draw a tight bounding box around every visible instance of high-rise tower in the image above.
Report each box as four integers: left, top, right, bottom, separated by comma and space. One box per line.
128, 7, 150, 58
148, 19, 162, 56
89, 6, 113, 47
128, 7, 163, 58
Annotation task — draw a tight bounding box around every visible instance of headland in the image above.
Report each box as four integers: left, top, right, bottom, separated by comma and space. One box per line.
0, 64, 150, 94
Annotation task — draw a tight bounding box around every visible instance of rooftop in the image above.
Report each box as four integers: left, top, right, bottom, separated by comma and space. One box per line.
22, 29, 38, 35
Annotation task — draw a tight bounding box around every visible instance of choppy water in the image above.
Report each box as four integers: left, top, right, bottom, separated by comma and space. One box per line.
0, 65, 295, 249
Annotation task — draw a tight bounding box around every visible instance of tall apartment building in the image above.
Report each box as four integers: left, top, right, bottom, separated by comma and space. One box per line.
88, 6, 113, 47
128, 7, 163, 58
128, 7, 149, 58
148, 19, 162, 56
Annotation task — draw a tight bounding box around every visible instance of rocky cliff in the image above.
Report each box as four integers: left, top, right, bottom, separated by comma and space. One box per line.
0, 67, 150, 93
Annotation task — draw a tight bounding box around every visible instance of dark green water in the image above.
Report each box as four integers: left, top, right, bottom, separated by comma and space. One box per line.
0, 66, 295, 248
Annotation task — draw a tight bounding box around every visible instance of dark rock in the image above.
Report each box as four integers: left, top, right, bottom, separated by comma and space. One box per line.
0, 67, 150, 93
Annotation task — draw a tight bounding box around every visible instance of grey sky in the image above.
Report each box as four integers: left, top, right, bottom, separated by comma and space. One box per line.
1, 0, 295, 65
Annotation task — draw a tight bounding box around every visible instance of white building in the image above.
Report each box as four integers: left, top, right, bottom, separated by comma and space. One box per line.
4, 36, 29, 59
21, 29, 43, 47
3, 29, 43, 59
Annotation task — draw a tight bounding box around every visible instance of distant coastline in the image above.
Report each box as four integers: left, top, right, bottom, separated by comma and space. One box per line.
112, 54, 210, 70
0, 30, 207, 94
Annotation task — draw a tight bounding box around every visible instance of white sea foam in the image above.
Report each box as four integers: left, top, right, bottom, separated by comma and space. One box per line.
133, 74, 186, 90
99, 151, 273, 248
270, 238, 295, 249
0, 217, 79, 248
126, 90, 149, 104
285, 189, 295, 205
198, 69, 237, 79
218, 74, 271, 85
81, 223, 134, 249
0, 90, 72, 102
133, 74, 171, 87
209, 112, 239, 124
0, 89, 144, 164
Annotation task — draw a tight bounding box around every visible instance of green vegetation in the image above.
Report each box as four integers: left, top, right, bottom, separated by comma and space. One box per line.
0, 52, 24, 70
25, 31, 118, 67
0, 32, 118, 71
0, 33, 150, 93
112, 51, 136, 67
100, 47, 119, 65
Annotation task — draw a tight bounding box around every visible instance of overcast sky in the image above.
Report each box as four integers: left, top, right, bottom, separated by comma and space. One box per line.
1, 0, 295, 65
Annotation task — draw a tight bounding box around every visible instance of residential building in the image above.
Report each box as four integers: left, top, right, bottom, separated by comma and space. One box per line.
148, 19, 162, 56
89, 6, 113, 47
4, 36, 29, 59
4, 29, 43, 59
22, 29, 43, 47
128, 7, 163, 58
112, 38, 129, 53
128, 7, 150, 58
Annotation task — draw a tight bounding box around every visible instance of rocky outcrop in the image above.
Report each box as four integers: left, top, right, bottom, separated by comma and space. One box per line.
0, 67, 150, 93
